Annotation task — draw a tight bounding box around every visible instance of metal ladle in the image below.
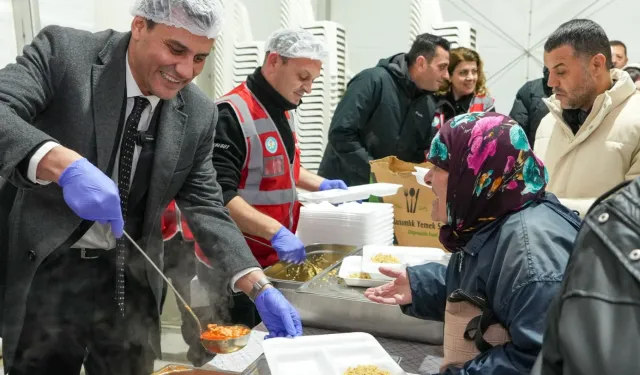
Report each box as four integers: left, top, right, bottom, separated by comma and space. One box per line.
122, 231, 204, 339
124, 231, 253, 355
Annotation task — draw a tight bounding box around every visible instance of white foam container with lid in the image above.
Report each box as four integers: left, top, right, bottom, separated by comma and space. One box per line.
298, 183, 402, 204
262, 332, 407, 375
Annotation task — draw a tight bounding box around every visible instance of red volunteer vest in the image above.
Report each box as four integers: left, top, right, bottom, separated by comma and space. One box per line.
195, 83, 301, 268
161, 200, 194, 241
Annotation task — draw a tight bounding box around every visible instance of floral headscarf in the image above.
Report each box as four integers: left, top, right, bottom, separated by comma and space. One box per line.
427, 112, 548, 252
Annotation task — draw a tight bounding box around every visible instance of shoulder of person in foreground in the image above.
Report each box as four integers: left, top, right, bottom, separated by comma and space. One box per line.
491, 196, 579, 297
533, 179, 640, 375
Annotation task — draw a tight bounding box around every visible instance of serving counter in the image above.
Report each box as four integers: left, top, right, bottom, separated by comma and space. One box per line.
204, 324, 442, 375
263, 245, 445, 345
173, 244, 445, 374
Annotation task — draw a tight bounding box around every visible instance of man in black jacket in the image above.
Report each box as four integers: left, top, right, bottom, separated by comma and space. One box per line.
318, 33, 450, 187
531, 178, 640, 375
508, 67, 552, 147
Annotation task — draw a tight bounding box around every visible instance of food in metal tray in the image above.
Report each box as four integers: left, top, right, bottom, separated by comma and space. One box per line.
349, 272, 372, 279
343, 365, 391, 375
371, 253, 401, 264
274, 253, 343, 282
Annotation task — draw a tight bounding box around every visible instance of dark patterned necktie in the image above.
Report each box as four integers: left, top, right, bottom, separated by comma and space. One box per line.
116, 96, 149, 316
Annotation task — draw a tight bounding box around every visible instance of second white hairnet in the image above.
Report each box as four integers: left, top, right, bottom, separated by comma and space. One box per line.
131, 0, 224, 39
265, 29, 329, 61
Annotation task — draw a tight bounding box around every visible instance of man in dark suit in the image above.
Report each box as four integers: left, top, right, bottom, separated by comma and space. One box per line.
0, 1, 302, 374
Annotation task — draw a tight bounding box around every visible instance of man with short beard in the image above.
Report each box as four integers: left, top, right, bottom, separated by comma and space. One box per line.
534, 19, 640, 217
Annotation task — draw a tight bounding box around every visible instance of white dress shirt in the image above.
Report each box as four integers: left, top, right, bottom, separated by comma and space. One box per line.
28, 53, 257, 290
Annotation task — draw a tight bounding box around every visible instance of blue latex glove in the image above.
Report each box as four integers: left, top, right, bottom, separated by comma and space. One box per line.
318, 179, 348, 191
58, 158, 124, 237
255, 287, 303, 339
270, 226, 306, 264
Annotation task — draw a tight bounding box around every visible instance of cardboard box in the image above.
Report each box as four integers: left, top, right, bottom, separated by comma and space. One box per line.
369, 156, 444, 249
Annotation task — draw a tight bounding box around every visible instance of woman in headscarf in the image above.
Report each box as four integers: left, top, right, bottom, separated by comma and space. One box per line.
365, 112, 580, 375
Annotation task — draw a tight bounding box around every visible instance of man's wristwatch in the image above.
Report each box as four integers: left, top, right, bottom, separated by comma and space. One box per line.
248, 277, 273, 302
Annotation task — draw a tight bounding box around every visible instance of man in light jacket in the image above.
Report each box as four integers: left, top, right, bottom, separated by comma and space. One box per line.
534, 19, 640, 217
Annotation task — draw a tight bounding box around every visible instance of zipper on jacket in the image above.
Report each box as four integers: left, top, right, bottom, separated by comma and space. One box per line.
459, 252, 464, 272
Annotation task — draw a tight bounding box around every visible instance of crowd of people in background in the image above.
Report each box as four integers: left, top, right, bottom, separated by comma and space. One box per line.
324, 17, 640, 375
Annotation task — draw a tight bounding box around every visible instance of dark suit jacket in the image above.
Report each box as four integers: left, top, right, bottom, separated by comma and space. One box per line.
0, 26, 260, 368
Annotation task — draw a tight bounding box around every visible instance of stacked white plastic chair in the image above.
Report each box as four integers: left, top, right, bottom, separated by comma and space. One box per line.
409, 0, 477, 49
205, 0, 349, 173
209, 0, 263, 99
280, 0, 348, 173
230, 41, 266, 89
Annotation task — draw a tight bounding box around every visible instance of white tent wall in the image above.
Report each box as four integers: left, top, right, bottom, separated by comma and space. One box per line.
4, 0, 640, 111
239, 0, 329, 36
322, 0, 640, 114
0, 0, 18, 69
438, 0, 640, 113
328, 0, 414, 74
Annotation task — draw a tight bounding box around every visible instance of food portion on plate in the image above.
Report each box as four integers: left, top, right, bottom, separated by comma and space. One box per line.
348, 272, 372, 279
370, 253, 401, 264
343, 364, 391, 375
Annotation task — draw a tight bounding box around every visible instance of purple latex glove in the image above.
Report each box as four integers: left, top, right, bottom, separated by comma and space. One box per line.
318, 179, 348, 191
58, 158, 124, 237
319, 179, 362, 204
270, 226, 306, 264
255, 287, 303, 339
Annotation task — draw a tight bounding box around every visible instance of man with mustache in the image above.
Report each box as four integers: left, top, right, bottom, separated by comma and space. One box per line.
206, 29, 348, 326
318, 33, 450, 187
534, 19, 640, 217
0, 1, 302, 374
610, 40, 629, 69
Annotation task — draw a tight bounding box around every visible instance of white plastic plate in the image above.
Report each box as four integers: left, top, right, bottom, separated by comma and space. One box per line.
338, 256, 387, 288
361, 245, 448, 279
298, 183, 402, 204
262, 332, 407, 375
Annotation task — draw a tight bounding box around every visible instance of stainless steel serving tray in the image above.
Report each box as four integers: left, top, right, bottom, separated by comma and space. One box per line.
263, 244, 359, 289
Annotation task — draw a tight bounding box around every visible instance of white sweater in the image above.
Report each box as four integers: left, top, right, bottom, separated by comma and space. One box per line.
534, 69, 640, 217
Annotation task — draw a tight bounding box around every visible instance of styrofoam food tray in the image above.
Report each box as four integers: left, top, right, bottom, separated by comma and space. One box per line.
300, 204, 394, 216
297, 221, 394, 234
298, 183, 402, 204
262, 332, 407, 375
361, 245, 448, 280
297, 230, 395, 244
298, 213, 393, 223
338, 256, 387, 287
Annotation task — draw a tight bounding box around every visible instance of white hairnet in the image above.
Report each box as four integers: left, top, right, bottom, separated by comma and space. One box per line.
265, 29, 329, 61
131, 0, 224, 39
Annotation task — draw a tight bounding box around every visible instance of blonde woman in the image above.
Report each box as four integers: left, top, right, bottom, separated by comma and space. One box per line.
432, 47, 495, 129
